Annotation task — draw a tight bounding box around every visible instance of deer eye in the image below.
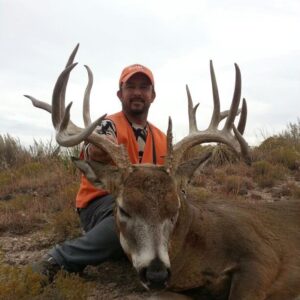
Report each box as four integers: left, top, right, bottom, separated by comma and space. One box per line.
118, 206, 131, 219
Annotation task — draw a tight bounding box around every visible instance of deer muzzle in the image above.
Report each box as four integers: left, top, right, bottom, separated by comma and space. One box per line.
139, 257, 171, 290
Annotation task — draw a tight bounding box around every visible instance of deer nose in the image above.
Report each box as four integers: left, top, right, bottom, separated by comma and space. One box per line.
139, 258, 171, 290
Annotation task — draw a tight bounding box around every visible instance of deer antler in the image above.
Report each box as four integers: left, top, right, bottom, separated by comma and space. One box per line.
25, 45, 131, 171
166, 61, 250, 173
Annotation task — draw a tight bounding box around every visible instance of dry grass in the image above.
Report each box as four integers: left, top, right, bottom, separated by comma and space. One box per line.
0, 161, 80, 236
209, 163, 253, 196
0, 134, 31, 170
0, 136, 80, 237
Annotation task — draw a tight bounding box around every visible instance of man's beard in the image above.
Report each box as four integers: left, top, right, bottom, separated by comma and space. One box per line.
125, 98, 150, 115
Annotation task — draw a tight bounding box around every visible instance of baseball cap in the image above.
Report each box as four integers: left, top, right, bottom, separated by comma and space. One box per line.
119, 64, 154, 87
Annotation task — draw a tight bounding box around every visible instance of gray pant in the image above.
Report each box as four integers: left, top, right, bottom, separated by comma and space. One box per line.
49, 194, 125, 272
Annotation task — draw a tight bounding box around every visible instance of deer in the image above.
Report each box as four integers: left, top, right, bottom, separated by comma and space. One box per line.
25, 45, 300, 300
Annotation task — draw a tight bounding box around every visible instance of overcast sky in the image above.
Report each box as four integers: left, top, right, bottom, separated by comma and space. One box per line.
1, 0, 300, 147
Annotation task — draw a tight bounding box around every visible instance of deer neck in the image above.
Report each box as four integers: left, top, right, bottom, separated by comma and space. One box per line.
169, 194, 194, 262
168, 194, 209, 284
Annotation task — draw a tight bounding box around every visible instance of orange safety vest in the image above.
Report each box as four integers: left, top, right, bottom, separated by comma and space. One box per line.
75, 111, 167, 208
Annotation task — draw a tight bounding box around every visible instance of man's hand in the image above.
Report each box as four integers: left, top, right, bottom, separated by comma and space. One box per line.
87, 135, 117, 162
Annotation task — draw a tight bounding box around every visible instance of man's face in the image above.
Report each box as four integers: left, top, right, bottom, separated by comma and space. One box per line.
117, 73, 156, 116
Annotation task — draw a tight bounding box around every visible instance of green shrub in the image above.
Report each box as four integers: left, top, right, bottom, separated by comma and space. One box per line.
256, 121, 300, 170
52, 271, 92, 300
210, 144, 239, 166
0, 264, 93, 300
257, 136, 287, 153
252, 161, 287, 188
252, 160, 273, 176
0, 264, 44, 299
268, 147, 300, 170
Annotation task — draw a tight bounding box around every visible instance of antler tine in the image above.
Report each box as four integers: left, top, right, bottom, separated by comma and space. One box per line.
237, 98, 247, 135
233, 97, 250, 164
164, 117, 173, 172
186, 85, 199, 133
208, 60, 221, 129
65, 43, 80, 68
210, 61, 242, 125
52, 63, 78, 129
24, 95, 52, 113
60, 43, 80, 122
223, 63, 241, 131
83, 65, 93, 127
219, 108, 241, 122
233, 125, 251, 165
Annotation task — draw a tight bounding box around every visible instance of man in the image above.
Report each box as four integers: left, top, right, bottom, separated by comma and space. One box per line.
33, 64, 167, 280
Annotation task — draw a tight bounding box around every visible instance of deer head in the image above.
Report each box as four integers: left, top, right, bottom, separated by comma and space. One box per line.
25, 44, 250, 290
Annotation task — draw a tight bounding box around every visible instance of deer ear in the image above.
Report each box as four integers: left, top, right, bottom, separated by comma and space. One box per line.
71, 157, 122, 194
72, 157, 98, 181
